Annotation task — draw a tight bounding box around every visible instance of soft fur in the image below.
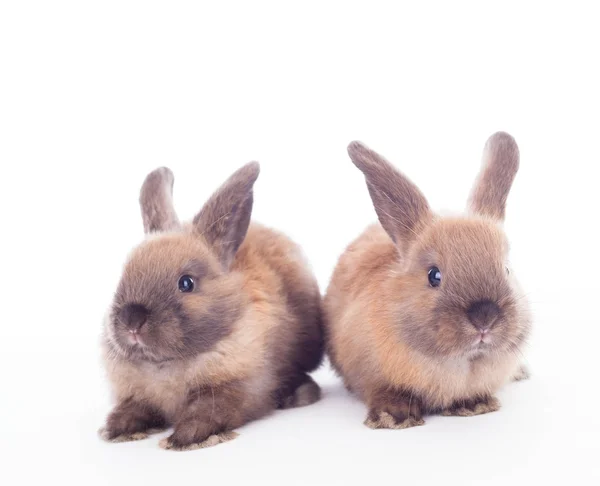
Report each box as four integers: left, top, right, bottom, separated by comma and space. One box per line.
324, 132, 531, 430
101, 163, 323, 450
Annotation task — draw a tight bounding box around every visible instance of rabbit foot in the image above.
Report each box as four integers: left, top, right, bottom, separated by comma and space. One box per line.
277, 374, 321, 409
100, 398, 167, 443
159, 431, 239, 451
98, 427, 166, 443
365, 409, 425, 430
512, 365, 530, 382
441, 395, 500, 417
365, 387, 425, 430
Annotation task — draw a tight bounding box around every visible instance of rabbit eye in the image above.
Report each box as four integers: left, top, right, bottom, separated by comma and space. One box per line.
505, 266, 510, 275
178, 275, 195, 293
428, 267, 442, 287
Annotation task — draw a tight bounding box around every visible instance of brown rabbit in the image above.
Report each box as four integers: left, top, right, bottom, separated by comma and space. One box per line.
100, 163, 323, 450
324, 132, 531, 430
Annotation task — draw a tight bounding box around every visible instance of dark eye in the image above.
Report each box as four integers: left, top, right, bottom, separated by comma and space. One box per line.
506, 266, 510, 275
178, 275, 195, 293
428, 267, 442, 287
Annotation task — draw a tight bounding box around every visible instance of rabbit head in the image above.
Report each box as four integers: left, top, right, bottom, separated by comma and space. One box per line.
347, 132, 530, 361
105, 163, 260, 363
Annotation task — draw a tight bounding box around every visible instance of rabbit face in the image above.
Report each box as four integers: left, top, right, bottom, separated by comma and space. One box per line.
108, 233, 243, 363
104, 162, 260, 363
394, 217, 530, 360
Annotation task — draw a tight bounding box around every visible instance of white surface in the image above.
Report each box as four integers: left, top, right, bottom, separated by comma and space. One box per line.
1, 1, 598, 485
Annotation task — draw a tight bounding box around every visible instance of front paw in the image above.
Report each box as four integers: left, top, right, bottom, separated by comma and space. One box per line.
365, 387, 425, 430
100, 399, 167, 443
365, 409, 425, 430
159, 431, 239, 451
441, 395, 500, 417
98, 425, 167, 443
99, 427, 152, 443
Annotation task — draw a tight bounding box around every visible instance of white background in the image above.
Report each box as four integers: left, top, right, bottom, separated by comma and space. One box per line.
1, 1, 598, 485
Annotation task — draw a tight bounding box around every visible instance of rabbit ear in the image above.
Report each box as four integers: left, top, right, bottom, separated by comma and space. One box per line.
193, 162, 260, 268
468, 132, 520, 221
139, 167, 181, 234
348, 141, 431, 247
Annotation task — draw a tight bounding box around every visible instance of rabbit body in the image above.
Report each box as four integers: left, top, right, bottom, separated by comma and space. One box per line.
101, 165, 323, 450
324, 133, 531, 429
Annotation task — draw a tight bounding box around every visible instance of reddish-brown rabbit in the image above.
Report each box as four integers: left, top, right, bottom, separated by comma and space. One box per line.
324, 132, 531, 430
100, 163, 323, 450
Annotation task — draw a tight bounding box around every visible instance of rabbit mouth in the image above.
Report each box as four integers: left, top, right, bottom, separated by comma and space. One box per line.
126, 330, 146, 347
473, 334, 492, 347
113, 330, 159, 361
477, 330, 493, 345
467, 333, 494, 356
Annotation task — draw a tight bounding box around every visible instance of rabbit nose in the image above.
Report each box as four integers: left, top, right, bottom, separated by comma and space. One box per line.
467, 300, 500, 331
119, 304, 149, 331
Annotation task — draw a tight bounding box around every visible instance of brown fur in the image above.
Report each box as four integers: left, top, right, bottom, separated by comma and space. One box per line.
101, 164, 323, 450
324, 132, 531, 428
439, 395, 501, 417
364, 387, 425, 430
512, 365, 530, 382
99, 397, 167, 442
139, 167, 180, 233
468, 133, 519, 220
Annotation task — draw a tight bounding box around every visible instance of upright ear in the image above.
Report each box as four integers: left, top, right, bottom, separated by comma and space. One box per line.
193, 162, 260, 268
347, 141, 431, 248
468, 132, 520, 221
139, 167, 181, 233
